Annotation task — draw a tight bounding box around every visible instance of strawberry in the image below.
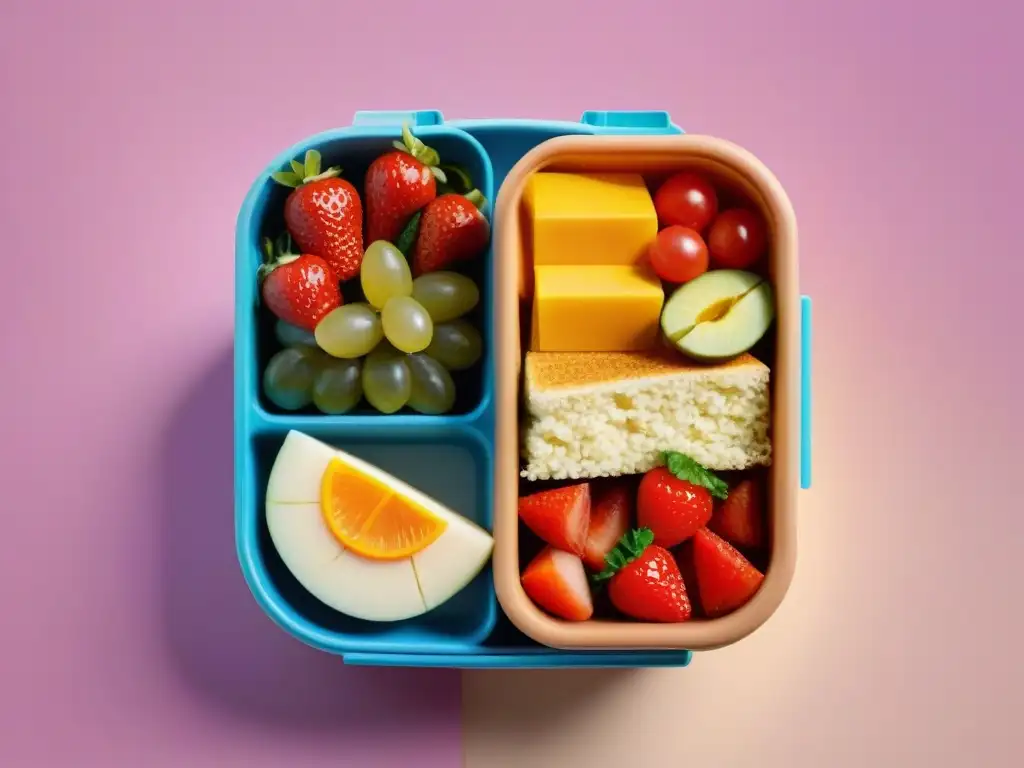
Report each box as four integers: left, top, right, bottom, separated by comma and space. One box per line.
582, 481, 632, 572
271, 149, 363, 282
692, 528, 764, 618
257, 234, 341, 331
517, 483, 591, 556
637, 451, 728, 547
521, 546, 593, 621
364, 124, 448, 245
412, 192, 490, 275
709, 474, 766, 550
593, 529, 691, 623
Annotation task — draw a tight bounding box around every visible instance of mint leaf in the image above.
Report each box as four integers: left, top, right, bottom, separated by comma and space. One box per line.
396, 211, 422, 256
662, 451, 729, 500
591, 528, 655, 584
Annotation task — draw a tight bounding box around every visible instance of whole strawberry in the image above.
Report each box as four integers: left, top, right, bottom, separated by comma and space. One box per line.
271, 149, 363, 282
592, 528, 692, 623
365, 124, 448, 245
258, 234, 342, 332
637, 451, 728, 548
413, 192, 490, 275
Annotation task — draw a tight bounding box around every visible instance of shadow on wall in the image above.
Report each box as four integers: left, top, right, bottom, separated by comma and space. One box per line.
158, 348, 460, 731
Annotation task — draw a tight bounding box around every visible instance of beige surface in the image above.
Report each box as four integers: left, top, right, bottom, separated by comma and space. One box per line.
464, 476, 1023, 766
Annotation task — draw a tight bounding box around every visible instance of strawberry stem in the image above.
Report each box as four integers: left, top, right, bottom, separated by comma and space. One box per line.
591, 528, 655, 584
392, 122, 452, 185
270, 149, 343, 188
257, 233, 300, 284
464, 188, 486, 209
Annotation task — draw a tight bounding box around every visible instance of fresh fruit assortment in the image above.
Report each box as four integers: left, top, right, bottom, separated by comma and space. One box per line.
258, 128, 489, 415
516, 166, 779, 627
518, 452, 766, 622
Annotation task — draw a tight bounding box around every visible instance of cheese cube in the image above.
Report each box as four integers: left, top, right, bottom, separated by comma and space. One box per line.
523, 172, 658, 270
531, 265, 664, 352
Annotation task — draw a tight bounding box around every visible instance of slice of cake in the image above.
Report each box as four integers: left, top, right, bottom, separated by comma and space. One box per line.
521, 349, 771, 481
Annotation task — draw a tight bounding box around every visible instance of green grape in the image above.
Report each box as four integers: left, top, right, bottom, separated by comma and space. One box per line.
314, 303, 383, 358
312, 358, 363, 414
425, 319, 483, 371
381, 295, 433, 353
263, 347, 320, 410
362, 342, 411, 414
411, 272, 480, 322
361, 240, 412, 309
274, 319, 317, 349
406, 353, 457, 415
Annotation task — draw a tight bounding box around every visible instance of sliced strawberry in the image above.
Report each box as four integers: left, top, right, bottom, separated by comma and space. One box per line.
582, 482, 631, 572
521, 547, 593, 621
709, 474, 766, 550
518, 483, 590, 556
692, 528, 764, 618
594, 529, 691, 623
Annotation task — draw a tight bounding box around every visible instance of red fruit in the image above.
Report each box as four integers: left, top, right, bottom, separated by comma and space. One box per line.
365, 125, 445, 245
653, 172, 719, 231
521, 547, 594, 621
518, 483, 591, 556
707, 208, 767, 270
648, 226, 709, 283
412, 193, 490, 275
595, 529, 691, 623
692, 528, 764, 618
709, 475, 766, 550
271, 150, 364, 282
637, 451, 730, 547
258, 235, 342, 331
582, 482, 632, 572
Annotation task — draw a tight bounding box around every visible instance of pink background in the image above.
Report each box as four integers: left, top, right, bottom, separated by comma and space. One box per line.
2, 0, 1022, 766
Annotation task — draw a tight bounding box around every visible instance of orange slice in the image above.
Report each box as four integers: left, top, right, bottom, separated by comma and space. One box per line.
319, 458, 447, 560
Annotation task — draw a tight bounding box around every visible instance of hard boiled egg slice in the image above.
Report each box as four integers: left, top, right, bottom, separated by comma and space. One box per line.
265, 430, 493, 622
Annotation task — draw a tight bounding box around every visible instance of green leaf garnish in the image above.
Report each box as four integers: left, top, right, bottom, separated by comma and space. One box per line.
290, 159, 306, 178
662, 451, 729, 500
304, 149, 321, 179
396, 211, 422, 256
591, 528, 655, 584
270, 170, 301, 188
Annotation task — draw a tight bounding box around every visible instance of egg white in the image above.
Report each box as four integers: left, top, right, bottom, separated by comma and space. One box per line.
264, 431, 494, 622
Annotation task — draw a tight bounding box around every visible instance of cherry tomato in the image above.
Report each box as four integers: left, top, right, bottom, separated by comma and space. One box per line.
707, 209, 767, 269
653, 172, 719, 231
648, 226, 709, 283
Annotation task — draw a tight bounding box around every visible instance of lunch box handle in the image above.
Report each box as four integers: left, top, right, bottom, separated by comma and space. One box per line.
580, 110, 683, 134
352, 110, 446, 127
800, 295, 812, 489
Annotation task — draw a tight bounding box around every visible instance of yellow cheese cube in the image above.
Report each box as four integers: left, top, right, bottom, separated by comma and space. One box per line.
531, 265, 665, 352
523, 172, 658, 269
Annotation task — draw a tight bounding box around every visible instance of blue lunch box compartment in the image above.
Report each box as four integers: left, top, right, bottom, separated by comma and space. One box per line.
235, 109, 810, 669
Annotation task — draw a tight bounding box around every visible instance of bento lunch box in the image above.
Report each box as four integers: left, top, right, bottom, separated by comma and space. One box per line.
234, 109, 814, 669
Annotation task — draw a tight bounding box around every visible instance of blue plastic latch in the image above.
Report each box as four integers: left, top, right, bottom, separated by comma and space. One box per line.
580, 110, 680, 134
352, 110, 445, 127
800, 296, 812, 489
